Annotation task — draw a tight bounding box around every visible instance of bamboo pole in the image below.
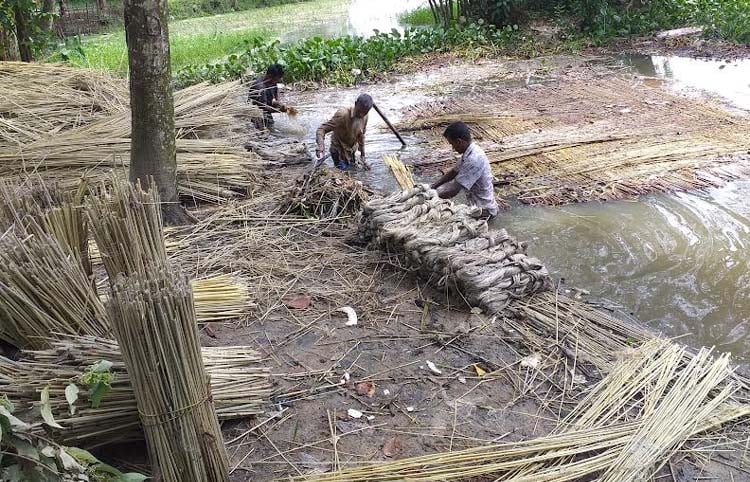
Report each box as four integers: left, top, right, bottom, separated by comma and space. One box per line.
373, 104, 406, 147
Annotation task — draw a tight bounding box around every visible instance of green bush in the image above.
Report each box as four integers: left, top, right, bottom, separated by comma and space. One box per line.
175, 24, 521, 88
398, 6, 435, 27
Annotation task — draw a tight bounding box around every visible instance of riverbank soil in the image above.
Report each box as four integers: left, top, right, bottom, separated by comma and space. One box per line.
195, 51, 750, 480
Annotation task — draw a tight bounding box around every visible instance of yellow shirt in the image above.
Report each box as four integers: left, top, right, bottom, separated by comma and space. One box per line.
316, 107, 368, 161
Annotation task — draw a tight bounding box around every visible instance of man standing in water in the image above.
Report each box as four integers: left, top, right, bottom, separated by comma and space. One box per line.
431, 122, 499, 220
316, 93, 373, 170
248, 64, 287, 130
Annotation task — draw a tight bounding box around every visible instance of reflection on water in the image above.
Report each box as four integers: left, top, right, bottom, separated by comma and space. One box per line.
281, 0, 427, 42
622, 54, 750, 111
495, 183, 750, 357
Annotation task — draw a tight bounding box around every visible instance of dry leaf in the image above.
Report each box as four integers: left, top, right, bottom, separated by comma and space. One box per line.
283, 295, 312, 310
356, 381, 376, 398
383, 437, 402, 457
474, 364, 487, 377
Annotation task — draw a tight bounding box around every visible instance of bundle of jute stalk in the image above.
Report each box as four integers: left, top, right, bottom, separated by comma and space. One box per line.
86, 180, 168, 280
1, 335, 271, 447
107, 266, 229, 482
292, 340, 750, 481
383, 154, 415, 190
0, 229, 109, 349
361, 184, 550, 311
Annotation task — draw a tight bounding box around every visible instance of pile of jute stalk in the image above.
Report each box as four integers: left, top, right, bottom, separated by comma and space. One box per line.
361, 184, 550, 311
94, 181, 229, 480
1, 335, 271, 446
1, 62, 264, 203
292, 339, 750, 481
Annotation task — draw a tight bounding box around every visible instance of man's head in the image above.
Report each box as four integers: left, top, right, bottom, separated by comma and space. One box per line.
354, 93, 374, 118
443, 122, 472, 154
266, 64, 284, 84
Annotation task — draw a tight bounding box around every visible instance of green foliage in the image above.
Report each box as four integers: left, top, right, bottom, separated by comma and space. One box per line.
79, 360, 115, 409
0, 0, 57, 59
176, 24, 521, 87
0, 397, 146, 481
553, 0, 750, 43
398, 6, 435, 27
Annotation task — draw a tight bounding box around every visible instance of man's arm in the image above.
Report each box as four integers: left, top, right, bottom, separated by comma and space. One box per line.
431, 167, 458, 190
436, 180, 462, 199
316, 115, 337, 158
358, 116, 370, 169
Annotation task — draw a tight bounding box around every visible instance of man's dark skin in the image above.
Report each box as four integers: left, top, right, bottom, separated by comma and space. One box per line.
261, 71, 287, 114
431, 136, 470, 198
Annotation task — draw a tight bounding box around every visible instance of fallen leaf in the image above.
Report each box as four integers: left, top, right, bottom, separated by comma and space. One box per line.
40, 386, 63, 429
356, 381, 376, 398
65, 383, 79, 416
283, 295, 312, 310
474, 364, 487, 377
383, 437, 402, 457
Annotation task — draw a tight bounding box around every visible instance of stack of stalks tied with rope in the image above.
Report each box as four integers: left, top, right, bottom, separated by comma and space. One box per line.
361, 184, 551, 311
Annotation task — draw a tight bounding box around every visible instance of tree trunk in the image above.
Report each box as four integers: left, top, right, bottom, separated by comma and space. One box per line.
0, 26, 20, 61
124, 0, 192, 225
96, 0, 108, 13
59, 0, 68, 17
13, 4, 33, 62
42, 0, 56, 32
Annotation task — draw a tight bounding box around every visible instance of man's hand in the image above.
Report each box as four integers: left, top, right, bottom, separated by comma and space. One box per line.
278, 104, 288, 113
316, 148, 324, 159
360, 155, 370, 170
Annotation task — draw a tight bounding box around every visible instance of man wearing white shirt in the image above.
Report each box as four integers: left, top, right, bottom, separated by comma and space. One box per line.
431, 122, 499, 220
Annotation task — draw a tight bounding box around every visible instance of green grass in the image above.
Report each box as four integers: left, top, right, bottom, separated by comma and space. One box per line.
50, 0, 348, 73
52, 29, 270, 73
398, 6, 435, 27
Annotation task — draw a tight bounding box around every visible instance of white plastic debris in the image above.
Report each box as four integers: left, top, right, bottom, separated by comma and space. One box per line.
340, 372, 351, 384
367, 415, 375, 421
406, 406, 415, 412
520, 354, 541, 370
426, 360, 442, 375
458, 376, 467, 384
347, 409, 363, 419
337, 306, 358, 326
383, 389, 391, 396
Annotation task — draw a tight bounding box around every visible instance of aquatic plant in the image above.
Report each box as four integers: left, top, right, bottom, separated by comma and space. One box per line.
175, 23, 520, 87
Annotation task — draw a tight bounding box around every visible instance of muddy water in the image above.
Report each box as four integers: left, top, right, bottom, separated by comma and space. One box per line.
282, 54, 750, 361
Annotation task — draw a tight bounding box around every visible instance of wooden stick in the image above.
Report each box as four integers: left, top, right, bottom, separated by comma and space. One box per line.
373, 104, 406, 147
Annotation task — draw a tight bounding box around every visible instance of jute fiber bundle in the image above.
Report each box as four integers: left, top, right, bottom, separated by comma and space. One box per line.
0, 335, 271, 447
290, 339, 749, 481
107, 267, 230, 482
361, 184, 550, 311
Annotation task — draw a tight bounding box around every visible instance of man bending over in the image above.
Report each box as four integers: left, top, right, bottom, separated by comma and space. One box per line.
431, 121, 499, 220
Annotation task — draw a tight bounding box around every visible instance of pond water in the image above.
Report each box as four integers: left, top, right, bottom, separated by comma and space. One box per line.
280, 0, 427, 42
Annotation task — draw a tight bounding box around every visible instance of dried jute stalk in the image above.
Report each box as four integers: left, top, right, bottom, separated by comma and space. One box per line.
107, 266, 229, 482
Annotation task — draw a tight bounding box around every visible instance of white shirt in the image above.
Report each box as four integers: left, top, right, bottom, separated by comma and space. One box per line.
455, 143, 499, 216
